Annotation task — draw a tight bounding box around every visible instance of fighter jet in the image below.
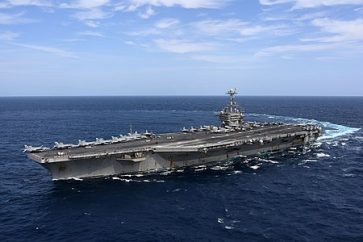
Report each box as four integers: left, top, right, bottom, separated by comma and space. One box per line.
126, 131, 142, 140
78, 140, 95, 147
111, 136, 123, 143
94, 138, 111, 145
23, 145, 49, 153
189, 126, 197, 132
54, 142, 76, 149
142, 130, 153, 138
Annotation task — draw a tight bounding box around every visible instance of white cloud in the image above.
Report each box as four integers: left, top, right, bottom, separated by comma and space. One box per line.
128, 28, 161, 36
309, 18, 363, 42
294, 0, 363, 8
13, 43, 78, 58
0, 12, 34, 24
138, 6, 155, 19
124, 40, 136, 45
155, 18, 179, 28
125, 0, 228, 10
154, 39, 215, 53
195, 19, 269, 36
255, 43, 337, 57
0, 31, 20, 41
73, 8, 112, 27
259, 0, 292, 5
191, 54, 243, 63
78, 31, 104, 37
60, 0, 110, 9
0, 0, 52, 8
260, 0, 363, 8
194, 19, 294, 39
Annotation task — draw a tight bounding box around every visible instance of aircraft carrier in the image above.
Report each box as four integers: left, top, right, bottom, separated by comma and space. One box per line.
25, 89, 321, 180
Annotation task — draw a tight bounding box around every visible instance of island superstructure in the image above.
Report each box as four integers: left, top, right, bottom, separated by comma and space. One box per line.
25, 89, 321, 180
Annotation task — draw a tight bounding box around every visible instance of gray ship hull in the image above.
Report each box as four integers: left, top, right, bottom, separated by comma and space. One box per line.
28, 126, 319, 180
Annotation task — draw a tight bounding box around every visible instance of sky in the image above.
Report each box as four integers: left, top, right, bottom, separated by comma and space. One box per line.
0, 0, 363, 96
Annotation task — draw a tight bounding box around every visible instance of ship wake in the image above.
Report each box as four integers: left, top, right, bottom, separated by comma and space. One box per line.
248, 113, 360, 141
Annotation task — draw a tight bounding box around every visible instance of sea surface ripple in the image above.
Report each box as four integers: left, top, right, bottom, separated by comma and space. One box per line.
0, 96, 362, 241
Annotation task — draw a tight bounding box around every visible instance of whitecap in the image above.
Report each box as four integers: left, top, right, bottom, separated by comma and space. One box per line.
224, 226, 234, 230
343, 173, 355, 177
218, 218, 224, 224
304, 159, 318, 162
249, 165, 260, 170
120, 174, 133, 177
116, 177, 132, 182
195, 167, 207, 172
316, 153, 331, 158
210, 166, 229, 171
258, 158, 279, 164
195, 165, 206, 168
161, 171, 173, 175
70, 177, 83, 181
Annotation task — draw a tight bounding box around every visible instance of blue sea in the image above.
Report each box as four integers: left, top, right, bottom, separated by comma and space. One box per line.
0, 96, 362, 241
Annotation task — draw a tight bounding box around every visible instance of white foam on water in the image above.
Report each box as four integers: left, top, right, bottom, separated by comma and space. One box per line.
120, 174, 133, 178
258, 158, 279, 164
161, 171, 173, 176
172, 188, 182, 192
249, 113, 360, 141
304, 159, 318, 162
218, 218, 224, 224
316, 153, 331, 158
112, 177, 132, 182
210, 165, 230, 171
249, 165, 260, 170
343, 173, 355, 177
195, 167, 207, 172
70, 177, 83, 181
195, 165, 206, 169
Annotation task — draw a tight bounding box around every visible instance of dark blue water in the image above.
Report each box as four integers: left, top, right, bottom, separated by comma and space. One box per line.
1, 97, 362, 241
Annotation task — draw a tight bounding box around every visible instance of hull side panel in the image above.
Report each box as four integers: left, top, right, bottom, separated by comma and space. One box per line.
43, 135, 313, 180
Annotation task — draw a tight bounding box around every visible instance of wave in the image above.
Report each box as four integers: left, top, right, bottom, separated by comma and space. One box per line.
248, 113, 360, 141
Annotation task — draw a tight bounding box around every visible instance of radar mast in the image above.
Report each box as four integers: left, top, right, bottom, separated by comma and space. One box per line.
218, 88, 244, 129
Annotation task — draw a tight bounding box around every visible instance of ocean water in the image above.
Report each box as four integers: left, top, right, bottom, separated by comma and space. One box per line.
0, 96, 362, 241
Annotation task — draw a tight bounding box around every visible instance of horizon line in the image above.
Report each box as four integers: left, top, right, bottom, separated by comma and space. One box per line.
0, 95, 362, 98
